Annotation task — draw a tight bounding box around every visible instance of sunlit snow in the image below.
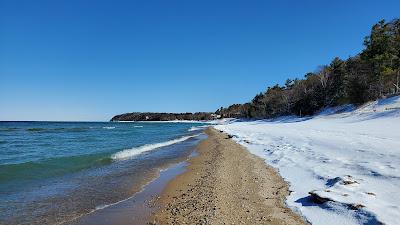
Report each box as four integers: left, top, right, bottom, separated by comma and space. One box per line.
215, 96, 400, 225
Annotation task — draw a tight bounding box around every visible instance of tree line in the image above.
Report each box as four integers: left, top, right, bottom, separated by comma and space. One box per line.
216, 19, 400, 119
111, 112, 216, 121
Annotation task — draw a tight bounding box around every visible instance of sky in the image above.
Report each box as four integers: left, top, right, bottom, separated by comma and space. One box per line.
0, 0, 399, 121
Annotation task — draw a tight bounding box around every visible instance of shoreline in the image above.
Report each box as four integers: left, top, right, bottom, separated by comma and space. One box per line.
68, 137, 205, 225
150, 128, 306, 224
71, 161, 190, 225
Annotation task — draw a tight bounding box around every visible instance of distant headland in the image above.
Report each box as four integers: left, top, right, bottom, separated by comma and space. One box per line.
110, 112, 220, 121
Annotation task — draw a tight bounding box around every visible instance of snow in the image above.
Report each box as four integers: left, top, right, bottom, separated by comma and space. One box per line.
214, 96, 400, 225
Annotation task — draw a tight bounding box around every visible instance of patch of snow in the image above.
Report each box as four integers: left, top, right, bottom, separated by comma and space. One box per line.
215, 96, 400, 225
203, 118, 238, 125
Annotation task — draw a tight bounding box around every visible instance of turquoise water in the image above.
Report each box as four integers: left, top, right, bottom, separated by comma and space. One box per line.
0, 121, 206, 224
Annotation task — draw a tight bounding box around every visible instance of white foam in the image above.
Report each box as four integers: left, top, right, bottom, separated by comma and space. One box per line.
103, 126, 115, 129
188, 127, 201, 131
134, 125, 143, 128
111, 135, 199, 160
188, 125, 209, 131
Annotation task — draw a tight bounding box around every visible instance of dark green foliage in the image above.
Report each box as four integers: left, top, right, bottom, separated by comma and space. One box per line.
111, 112, 216, 121
218, 19, 400, 119
217, 103, 251, 118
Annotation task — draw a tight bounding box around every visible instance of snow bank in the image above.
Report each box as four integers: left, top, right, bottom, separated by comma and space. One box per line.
215, 96, 400, 225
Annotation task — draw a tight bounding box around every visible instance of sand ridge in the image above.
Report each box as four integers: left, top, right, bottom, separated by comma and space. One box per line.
151, 128, 306, 224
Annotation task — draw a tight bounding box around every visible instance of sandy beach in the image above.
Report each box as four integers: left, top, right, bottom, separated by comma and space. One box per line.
151, 128, 306, 224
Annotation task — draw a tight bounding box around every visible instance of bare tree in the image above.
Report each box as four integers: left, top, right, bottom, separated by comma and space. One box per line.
316, 65, 331, 89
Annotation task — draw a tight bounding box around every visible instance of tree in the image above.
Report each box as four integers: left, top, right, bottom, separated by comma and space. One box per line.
362, 19, 400, 97
216, 18, 400, 119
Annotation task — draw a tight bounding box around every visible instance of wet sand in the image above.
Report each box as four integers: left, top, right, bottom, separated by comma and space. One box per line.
60, 136, 205, 225
151, 128, 306, 224
71, 162, 189, 225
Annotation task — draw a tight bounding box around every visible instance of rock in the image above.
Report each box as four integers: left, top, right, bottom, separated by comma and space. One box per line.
349, 204, 365, 210
342, 180, 359, 185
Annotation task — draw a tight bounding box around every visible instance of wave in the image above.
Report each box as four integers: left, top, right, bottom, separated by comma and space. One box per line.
134, 125, 143, 128
0, 128, 18, 132
0, 153, 112, 183
188, 127, 201, 131
27, 128, 46, 132
188, 125, 209, 131
112, 135, 199, 160
25, 127, 90, 132
102, 126, 115, 129
58, 127, 90, 132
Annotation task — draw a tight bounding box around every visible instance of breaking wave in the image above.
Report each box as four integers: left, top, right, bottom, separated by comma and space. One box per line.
111, 135, 198, 160
188, 125, 209, 131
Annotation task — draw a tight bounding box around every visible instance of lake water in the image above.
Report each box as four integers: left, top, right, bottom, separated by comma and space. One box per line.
0, 121, 206, 224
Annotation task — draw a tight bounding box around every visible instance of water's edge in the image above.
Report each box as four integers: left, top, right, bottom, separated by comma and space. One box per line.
70, 139, 204, 225
0, 122, 208, 224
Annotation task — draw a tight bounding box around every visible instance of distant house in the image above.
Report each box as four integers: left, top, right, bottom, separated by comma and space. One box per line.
211, 113, 221, 119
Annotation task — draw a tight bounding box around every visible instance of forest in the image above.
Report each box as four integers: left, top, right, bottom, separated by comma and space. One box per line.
111, 112, 216, 121
217, 19, 400, 118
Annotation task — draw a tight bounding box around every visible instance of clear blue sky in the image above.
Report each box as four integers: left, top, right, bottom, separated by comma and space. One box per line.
0, 0, 399, 121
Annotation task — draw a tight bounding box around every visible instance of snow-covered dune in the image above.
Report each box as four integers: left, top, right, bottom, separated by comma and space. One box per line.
214, 96, 400, 225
